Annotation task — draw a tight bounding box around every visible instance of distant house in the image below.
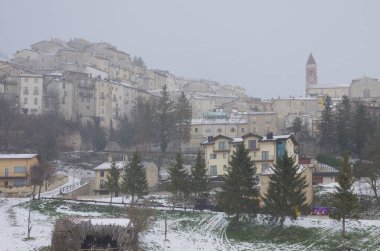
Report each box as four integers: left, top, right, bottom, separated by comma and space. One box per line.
93, 157, 158, 195
0, 154, 39, 188
312, 163, 339, 185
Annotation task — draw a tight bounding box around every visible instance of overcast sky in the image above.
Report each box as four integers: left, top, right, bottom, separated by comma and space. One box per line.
1, 0, 379, 98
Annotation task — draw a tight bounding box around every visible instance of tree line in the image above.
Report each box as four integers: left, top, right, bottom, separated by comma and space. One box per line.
0, 85, 192, 160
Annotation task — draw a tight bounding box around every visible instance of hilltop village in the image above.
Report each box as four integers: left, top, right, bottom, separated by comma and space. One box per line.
1, 38, 380, 250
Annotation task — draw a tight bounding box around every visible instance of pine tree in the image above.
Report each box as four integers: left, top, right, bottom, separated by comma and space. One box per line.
155, 85, 175, 154
335, 95, 352, 153
331, 152, 359, 238
174, 92, 192, 150
352, 102, 370, 157
263, 151, 308, 229
292, 117, 303, 137
217, 143, 259, 224
168, 153, 189, 209
190, 150, 210, 199
320, 95, 335, 153
121, 151, 149, 204
105, 159, 121, 202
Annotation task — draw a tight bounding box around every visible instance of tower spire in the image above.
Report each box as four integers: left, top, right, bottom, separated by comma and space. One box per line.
306, 53, 316, 65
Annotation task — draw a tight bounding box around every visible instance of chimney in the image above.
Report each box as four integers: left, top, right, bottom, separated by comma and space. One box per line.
266, 132, 273, 139
207, 136, 213, 142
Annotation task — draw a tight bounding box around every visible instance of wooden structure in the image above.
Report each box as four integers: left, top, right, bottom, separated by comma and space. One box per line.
51, 217, 135, 251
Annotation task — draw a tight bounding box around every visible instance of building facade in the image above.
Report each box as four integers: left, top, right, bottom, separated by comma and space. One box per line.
0, 154, 39, 188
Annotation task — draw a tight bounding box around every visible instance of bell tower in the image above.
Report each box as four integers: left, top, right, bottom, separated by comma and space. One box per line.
306, 53, 317, 95
306, 53, 317, 85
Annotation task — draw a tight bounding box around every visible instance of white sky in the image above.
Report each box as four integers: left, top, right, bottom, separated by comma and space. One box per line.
1, 0, 380, 98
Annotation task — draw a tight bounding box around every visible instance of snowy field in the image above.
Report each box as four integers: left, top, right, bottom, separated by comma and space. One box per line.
2, 193, 380, 251
2, 170, 380, 251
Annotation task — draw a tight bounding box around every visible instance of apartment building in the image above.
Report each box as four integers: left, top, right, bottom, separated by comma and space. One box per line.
19, 74, 44, 115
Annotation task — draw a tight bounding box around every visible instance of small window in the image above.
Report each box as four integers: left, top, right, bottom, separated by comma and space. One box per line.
34, 98, 38, 105
195, 128, 198, 133
14, 166, 26, 173
210, 165, 217, 176
248, 140, 257, 149
223, 153, 228, 159
252, 127, 257, 133
14, 179, 26, 187
217, 128, 222, 133
241, 128, 245, 133
219, 141, 227, 150
210, 153, 217, 159
230, 127, 236, 133
24, 98, 28, 105
262, 151, 269, 161
23, 87, 28, 95
100, 171, 105, 177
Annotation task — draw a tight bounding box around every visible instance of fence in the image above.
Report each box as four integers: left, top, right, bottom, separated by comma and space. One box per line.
59, 181, 81, 194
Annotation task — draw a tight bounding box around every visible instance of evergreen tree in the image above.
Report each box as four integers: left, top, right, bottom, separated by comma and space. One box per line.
263, 151, 308, 229
320, 95, 335, 153
168, 153, 189, 209
331, 152, 359, 238
352, 102, 370, 157
335, 96, 352, 153
105, 159, 121, 202
121, 151, 149, 204
174, 92, 192, 150
155, 85, 175, 153
132, 97, 154, 150
217, 143, 259, 224
292, 117, 303, 137
190, 150, 210, 199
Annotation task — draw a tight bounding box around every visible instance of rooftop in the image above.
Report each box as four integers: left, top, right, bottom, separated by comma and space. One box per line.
0, 154, 38, 159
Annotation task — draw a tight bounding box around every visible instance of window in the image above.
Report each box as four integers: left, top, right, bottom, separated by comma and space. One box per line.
223, 153, 228, 159
241, 128, 245, 133
252, 116, 256, 124
194, 128, 198, 133
100, 171, 105, 177
100, 179, 105, 189
34, 98, 38, 105
252, 127, 257, 133
23, 87, 28, 95
4, 168, 9, 177
14, 179, 26, 187
14, 166, 26, 173
262, 163, 270, 173
210, 165, 217, 176
230, 127, 236, 133
62, 97, 65, 104
210, 153, 217, 159
219, 141, 227, 150
262, 151, 269, 161
217, 128, 222, 133
24, 98, 28, 105
265, 116, 271, 123
248, 140, 257, 149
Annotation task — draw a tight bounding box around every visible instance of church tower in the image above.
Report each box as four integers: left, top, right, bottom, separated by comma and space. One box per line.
305, 53, 317, 95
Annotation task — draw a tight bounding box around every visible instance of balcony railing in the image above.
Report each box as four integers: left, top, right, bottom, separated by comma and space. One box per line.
0, 172, 27, 178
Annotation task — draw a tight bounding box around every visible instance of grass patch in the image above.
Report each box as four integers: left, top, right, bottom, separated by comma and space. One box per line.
226, 221, 379, 250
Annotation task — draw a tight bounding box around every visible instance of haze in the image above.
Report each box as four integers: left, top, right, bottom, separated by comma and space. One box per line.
1, 0, 379, 98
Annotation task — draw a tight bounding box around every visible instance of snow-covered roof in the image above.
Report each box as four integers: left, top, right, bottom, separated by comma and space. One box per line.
261, 135, 292, 141
91, 218, 130, 226
262, 164, 306, 175
0, 154, 38, 159
191, 118, 247, 125
93, 161, 126, 170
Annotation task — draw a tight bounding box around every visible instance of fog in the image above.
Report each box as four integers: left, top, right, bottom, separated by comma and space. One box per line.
1, 0, 379, 98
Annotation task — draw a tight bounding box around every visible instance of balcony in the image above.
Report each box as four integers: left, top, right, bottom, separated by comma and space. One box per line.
0, 172, 27, 178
